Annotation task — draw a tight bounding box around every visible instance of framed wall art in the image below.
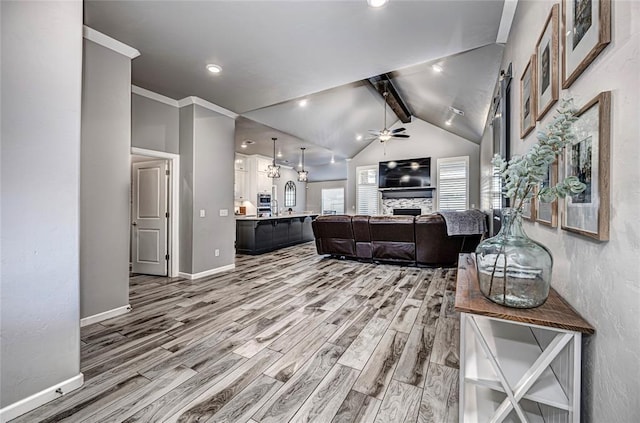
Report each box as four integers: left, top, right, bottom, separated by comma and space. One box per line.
536, 4, 559, 121
521, 195, 535, 221
562, 0, 611, 88
520, 55, 537, 138
535, 161, 558, 227
562, 91, 610, 240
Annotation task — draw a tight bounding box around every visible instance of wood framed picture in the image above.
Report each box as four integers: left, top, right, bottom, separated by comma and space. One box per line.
521, 195, 535, 221
562, 91, 610, 240
520, 55, 537, 139
562, 0, 611, 88
536, 4, 559, 121
535, 161, 558, 227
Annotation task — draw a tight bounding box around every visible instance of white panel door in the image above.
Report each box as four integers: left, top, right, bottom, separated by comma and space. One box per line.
132, 160, 168, 276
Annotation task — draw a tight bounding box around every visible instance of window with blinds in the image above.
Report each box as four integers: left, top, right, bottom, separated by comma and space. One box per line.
437, 156, 469, 211
491, 164, 504, 209
356, 166, 378, 215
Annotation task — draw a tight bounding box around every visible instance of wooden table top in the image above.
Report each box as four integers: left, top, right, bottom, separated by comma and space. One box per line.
455, 254, 594, 334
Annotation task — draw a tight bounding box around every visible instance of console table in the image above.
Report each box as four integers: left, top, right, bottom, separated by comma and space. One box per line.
455, 254, 594, 423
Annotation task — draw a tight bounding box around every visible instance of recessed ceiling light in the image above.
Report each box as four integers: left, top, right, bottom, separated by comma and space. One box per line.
432, 64, 443, 73
367, 0, 389, 8
298, 99, 308, 107
206, 64, 222, 74
356, 134, 363, 141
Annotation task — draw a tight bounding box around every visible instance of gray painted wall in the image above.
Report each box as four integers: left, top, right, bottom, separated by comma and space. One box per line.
346, 117, 480, 213
179, 104, 236, 274
179, 106, 195, 273
306, 180, 348, 214
192, 105, 236, 273
271, 167, 307, 214
80, 39, 131, 318
1, 0, 82, 407
132, 93, 179, 154
479, 2, 640, 421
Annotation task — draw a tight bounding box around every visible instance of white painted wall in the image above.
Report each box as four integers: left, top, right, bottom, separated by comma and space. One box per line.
80, 39, 132, 319
1, 0, 82, 409
346, 117, 480, 214
480, 2, 640, 421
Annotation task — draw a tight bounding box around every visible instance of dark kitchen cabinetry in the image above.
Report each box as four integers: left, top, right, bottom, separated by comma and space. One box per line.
236, 215, 317, 255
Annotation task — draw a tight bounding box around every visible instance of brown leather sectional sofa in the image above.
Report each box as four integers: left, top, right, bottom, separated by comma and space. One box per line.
312, 214, 485, 266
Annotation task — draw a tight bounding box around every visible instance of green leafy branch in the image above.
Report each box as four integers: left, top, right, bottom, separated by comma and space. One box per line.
493, 98, 586, 213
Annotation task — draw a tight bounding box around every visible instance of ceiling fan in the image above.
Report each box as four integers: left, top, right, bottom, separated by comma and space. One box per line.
367, 89, 410, 144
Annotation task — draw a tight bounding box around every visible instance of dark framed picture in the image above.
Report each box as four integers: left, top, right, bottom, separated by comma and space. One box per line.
562, 0, 611, 88
536, 4, 559, 121
520, 55, 537, 139
562, 91, 610, 240
535, 161, 558, 227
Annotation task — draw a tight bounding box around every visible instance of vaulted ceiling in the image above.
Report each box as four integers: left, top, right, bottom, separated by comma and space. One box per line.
85, 0, 510, 181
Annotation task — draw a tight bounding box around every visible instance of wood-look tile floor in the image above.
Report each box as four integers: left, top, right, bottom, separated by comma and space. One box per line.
13, 243, 460, 423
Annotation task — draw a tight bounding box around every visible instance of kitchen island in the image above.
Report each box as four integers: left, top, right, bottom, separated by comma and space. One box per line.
235, 214, 318, 255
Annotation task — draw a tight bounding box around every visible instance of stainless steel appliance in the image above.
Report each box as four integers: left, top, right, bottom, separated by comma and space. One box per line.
257, 193, 272, 217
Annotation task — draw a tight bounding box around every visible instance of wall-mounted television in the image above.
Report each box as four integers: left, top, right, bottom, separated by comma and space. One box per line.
378, 157, 431, 189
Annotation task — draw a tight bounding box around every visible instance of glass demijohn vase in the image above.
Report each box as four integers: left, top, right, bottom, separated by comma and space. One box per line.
475, 208, 553, 308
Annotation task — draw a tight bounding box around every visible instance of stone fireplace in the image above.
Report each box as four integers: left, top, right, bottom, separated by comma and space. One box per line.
380, 188, 435, 216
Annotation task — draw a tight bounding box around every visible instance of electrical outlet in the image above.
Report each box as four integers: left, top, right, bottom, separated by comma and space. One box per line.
214, 249, 220, 257
219, 209, 228, 217
200, 209, 206, 218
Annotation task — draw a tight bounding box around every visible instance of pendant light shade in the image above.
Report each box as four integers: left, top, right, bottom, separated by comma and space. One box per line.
267, 137, 280, 178
297, 147, 308, 182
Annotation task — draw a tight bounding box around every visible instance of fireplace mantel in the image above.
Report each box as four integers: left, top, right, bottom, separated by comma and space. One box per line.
380, 187, 435, 199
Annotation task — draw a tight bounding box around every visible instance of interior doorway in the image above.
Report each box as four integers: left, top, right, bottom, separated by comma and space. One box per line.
130, 147, 180, 277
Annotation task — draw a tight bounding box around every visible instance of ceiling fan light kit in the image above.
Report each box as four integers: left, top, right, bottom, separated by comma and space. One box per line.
267, 137, 281, 178
367, 87, 410, 150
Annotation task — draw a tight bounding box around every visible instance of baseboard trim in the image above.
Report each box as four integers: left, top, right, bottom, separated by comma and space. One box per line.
0, 373, 84, 423
178, 264, 235, 280
80, 304, 131, 327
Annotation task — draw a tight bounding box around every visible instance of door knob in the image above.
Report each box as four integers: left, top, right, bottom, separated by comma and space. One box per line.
132, 222, 137, 226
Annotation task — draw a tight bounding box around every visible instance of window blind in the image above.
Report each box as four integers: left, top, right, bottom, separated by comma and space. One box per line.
437, 157, 469, 211
491, 164, 503, 209
356, 166, 378, 215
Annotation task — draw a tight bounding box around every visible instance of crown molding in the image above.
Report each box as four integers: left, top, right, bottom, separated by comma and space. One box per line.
132, 86, 179, 107
177, 96, 238, 119
83, 26, 140, 59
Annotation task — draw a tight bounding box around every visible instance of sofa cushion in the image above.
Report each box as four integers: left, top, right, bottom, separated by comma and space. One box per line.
369, 215, 415, 263
352, 215, 372, 260
311, 215, 356, 257
415, 214, 483, 265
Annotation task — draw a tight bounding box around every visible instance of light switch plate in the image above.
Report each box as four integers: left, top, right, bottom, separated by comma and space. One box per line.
219, 209, 228, 217
199, 209, 206, 218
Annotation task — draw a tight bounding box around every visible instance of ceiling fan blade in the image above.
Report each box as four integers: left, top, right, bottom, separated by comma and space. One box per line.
392, 127, 406, 133
392, 134, 410, 138
368, 129, 381, 134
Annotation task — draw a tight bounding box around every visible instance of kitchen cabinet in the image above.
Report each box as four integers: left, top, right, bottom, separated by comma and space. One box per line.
234, 170, 247, 201
236, 215, 318, 255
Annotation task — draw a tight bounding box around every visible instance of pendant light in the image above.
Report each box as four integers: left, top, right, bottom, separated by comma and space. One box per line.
267, 137, 280, 178
297, 147, 308, 182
